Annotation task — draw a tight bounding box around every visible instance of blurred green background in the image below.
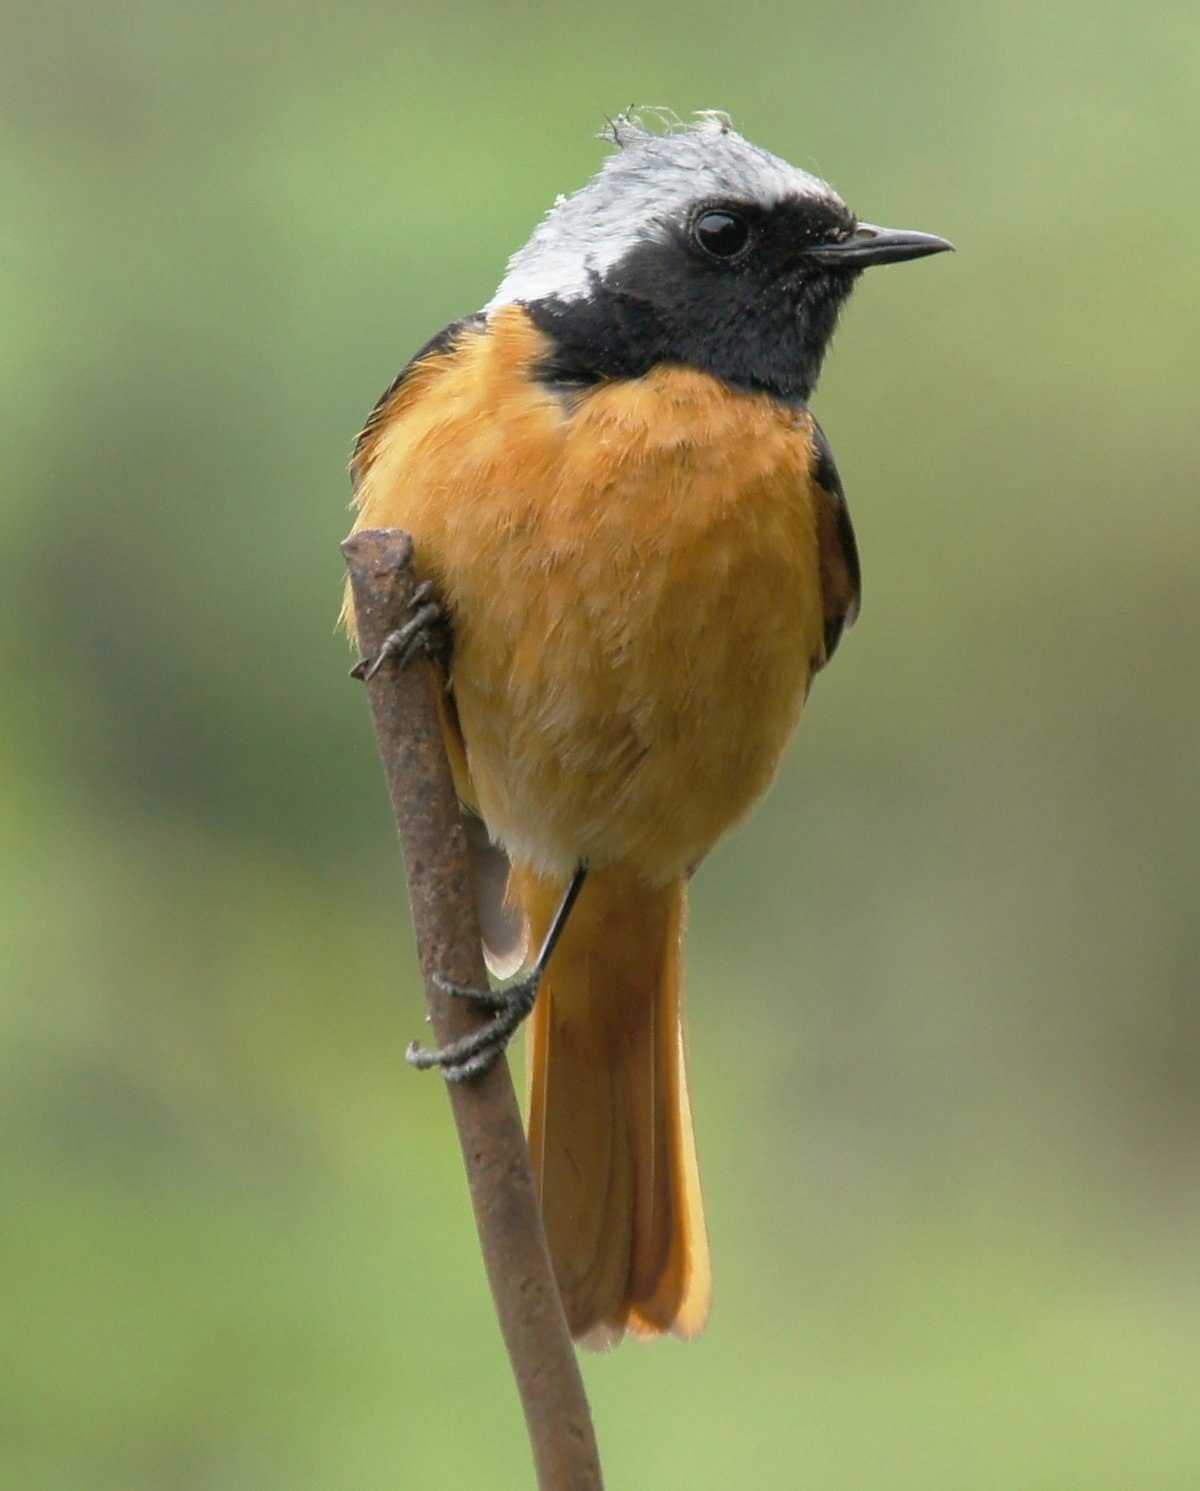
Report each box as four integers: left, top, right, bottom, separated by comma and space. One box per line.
4, 2, 1199, 1487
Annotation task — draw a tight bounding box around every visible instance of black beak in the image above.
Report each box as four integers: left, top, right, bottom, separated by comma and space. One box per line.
806, 222, 954, 269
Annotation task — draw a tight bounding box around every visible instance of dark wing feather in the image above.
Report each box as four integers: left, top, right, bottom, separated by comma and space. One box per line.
350, 312, 487, 492
809, 418, 862, 667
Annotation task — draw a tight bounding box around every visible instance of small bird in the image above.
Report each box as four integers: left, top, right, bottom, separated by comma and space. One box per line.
347, 111, 951, 1347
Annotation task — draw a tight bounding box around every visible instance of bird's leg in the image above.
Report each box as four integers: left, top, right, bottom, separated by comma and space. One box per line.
350, 578, 451, 680
408, 867, 588, 1082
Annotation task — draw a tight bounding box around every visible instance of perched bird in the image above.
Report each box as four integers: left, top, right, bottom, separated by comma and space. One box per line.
346, 111, 951, 1347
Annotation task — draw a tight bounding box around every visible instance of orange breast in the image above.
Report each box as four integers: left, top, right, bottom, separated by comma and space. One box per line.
352, 306, 826, 882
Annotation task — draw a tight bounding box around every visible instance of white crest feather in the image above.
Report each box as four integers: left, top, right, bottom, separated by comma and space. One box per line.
485, 111, 841, 312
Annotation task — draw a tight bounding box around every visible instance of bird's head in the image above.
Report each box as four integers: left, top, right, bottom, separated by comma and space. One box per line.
487, 110, 952, 404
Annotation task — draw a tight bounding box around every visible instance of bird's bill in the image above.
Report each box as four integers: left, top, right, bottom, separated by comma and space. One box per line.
806, 223, 954, 268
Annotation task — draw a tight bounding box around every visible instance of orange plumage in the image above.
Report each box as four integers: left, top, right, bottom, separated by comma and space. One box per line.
348, 307, 835, 1343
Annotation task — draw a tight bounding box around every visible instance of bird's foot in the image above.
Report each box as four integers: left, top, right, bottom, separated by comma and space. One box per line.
351, 579, 450, 680
406, 971, 541, 1082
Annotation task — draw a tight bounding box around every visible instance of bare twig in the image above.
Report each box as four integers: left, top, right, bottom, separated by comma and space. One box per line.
342, 528, 603, 1491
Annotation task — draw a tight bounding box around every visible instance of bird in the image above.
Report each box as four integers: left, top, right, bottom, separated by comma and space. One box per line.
345, 110, 951, 1348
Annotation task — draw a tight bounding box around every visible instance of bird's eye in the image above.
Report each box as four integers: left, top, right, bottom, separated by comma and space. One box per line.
692, 210, 750, 260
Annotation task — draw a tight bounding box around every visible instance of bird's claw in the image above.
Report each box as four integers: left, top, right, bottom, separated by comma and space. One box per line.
407, 971, 541, 1082
353, 580, 448, 681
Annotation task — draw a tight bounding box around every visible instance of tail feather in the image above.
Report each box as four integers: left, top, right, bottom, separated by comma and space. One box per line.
519, 864, 711, 1347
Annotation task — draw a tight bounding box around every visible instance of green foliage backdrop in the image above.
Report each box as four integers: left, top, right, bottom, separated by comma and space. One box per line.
4, 2, 1198, 1486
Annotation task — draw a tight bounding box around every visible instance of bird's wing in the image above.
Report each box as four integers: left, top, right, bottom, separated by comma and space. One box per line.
350, 312, 527, 977
350, 313, 488, 494
809, 417, 862, 667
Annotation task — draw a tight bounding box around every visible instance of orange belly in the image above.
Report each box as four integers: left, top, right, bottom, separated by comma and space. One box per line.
352, 306, 825, 882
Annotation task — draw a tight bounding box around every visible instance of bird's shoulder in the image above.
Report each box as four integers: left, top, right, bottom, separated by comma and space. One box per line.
351, 312, 488, 492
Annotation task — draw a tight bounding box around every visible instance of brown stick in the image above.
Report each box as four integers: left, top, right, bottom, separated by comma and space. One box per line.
342, 528, 604, 1491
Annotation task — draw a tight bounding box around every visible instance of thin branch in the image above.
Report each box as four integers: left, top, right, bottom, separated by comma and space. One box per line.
342, 528, 604, 1491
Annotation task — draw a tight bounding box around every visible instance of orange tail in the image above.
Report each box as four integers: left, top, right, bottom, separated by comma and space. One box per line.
517, 864, 711, 1349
